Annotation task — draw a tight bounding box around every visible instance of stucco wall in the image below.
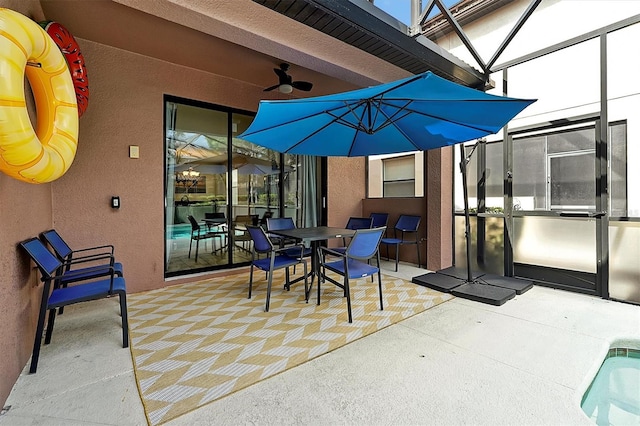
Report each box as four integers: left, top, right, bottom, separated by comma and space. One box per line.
49, 40, 266, 294
0, 0, 53, 408
327, 156, 366, 232
425, 147, 453, 270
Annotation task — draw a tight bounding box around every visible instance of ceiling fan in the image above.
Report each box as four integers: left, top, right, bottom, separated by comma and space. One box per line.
263, 63, 313, 94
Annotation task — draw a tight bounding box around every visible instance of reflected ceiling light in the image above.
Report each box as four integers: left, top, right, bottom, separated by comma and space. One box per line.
176, 167, 201, 184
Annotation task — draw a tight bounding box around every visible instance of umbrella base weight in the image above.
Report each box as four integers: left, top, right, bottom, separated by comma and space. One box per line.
476, 274, 533, 295
412, 272, 464, 292
451, 282, 516, 306
412, 269, 531, 306
436, 266, 485, 281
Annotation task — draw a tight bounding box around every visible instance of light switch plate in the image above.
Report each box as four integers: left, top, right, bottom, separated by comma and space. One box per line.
129, 145, 140, 159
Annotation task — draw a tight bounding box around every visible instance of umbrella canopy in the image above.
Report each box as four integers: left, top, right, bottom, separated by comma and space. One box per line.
175, 154, 290, 175
238, 71, 535, 156
236, 163, 286, 175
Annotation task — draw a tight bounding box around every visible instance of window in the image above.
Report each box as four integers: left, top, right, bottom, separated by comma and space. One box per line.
383, 155, 415, 197
455, 121, 627, 214
548, 151, 595, 210
368, 152, 423, 198
513, 122, 626, 213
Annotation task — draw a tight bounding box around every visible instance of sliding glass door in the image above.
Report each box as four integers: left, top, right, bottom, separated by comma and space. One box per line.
164, 96, 318, 277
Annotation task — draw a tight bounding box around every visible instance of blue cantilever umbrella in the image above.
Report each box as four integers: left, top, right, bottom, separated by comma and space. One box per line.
239, 71, 536, 304
238, 71, 535, 157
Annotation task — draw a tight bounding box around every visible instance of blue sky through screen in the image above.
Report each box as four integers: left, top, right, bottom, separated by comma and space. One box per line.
374, 0, 459, 25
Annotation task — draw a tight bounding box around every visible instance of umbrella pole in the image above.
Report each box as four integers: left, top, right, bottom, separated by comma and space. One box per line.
459, 143, 474, 283
412, 142, 527, 305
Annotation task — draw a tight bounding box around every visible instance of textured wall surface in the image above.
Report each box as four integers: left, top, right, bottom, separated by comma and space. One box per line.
0, 0, 51, 408
48, 40, 264, 294
426, 147, 454, 271
327, 156, 366, 232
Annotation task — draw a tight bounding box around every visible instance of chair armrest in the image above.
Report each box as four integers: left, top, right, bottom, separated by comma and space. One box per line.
319, 247, 345, 258
72, 244, 115, 256
68, 247, 115, 264
274, 243, 305, 258
55, 264, 116, 283
66, 253, 115, 266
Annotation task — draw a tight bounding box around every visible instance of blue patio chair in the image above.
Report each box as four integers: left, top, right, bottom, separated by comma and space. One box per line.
380, 214, 421, 271
40, 229, 124, 284
265, 217, 298, 247
19, 237, 128, 374
319, 226, 386, 323
40, 229, 124, 315
246, 225, 309, 312
333, 216, 374, 255
266, 217, 312, 268
370, 212, 389, 229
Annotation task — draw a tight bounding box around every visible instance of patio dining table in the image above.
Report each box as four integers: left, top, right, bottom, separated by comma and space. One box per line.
267, 226, 355, 297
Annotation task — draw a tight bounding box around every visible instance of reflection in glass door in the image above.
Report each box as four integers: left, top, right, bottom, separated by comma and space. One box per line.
165, 99, 231, 275
164, 96, 316, 277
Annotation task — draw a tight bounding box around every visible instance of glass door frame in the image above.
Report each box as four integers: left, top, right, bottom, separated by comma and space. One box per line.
505, 114, 607, 296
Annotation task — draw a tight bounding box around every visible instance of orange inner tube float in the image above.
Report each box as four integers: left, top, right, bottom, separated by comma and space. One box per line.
40, 20, 89, 117
0, 8, 78, 184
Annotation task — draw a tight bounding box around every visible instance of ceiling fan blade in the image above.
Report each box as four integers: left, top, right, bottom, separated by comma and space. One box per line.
292, 81, 313, 91
263, 84, 280, 92
274, 68, 288, 81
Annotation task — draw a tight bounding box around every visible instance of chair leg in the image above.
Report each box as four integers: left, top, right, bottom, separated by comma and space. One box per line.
303, 261, 309, 303
44, 308, 57, 344
317, 259, 323, 306
265, 270, 274, 312
194, 239, 200, 262
29, 290, 50, 374
58, 284, 67, 315
377, 271, 384, 311
345, 275, 352, 323
248, 265, 255, 299
395, 244, 399, 272
416, 242, 421, 268
288, 266, 293, 291
119, 292, 129, 348
285, 267, 290, 291
188, 238, 193, 259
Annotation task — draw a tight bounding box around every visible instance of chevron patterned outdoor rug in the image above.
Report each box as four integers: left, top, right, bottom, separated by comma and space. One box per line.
128, 270, 453, 425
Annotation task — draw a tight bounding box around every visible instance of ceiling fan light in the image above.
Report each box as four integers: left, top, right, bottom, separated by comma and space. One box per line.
279, 84, 293, 94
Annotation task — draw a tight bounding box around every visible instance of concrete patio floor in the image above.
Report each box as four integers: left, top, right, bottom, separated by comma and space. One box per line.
1, 261, 639, 425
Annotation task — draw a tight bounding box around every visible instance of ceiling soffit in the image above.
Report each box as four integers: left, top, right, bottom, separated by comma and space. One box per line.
252, 0, 486, 88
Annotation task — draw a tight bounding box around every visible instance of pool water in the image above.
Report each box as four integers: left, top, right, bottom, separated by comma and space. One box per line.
168, 224, 192, 239
581, 348, 640, 425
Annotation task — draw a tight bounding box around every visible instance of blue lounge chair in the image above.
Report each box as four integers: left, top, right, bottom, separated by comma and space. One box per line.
40, 229, 124, 284
19, 237, 128, 374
